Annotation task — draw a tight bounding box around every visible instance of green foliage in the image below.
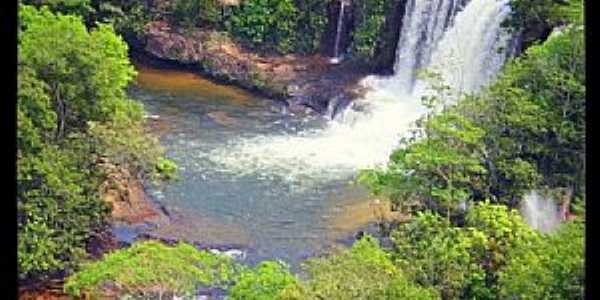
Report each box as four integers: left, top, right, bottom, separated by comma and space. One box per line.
87, 121, 176, 181
64, 241, 241, 298
18, 4, 172, 280
351, 0, 391, 60
498, 219, 585, 299
99, 1, 156, 39
298, 236, 440, 300
293, 0, 330, 53
21, 0, 95, 19
227, 0, 298, 53
472, 25, 585, 202
17, 138, 109, 278
19, 5, 138, 135
361, 22, 585, 214
359, 110, 487, 217
173, 0, 221, 28
391, 212, 489, 299
389, 202, 579, 299
227, 261, 299, 300
156, 157, 179, 180
505, 0, 584, 46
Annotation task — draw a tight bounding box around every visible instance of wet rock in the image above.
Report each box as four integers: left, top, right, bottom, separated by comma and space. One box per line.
139, 20, 372, 118
326, 94, 352, 120
97, 159, 168, 226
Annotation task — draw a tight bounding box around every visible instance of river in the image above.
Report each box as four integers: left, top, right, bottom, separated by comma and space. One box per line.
126, 0, 513, 268
128, 62, 384, 267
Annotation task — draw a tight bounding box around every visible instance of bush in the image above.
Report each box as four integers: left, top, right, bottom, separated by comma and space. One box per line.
18, 4, 173, 280
227, 261, 299, 300
173, 0, 221, 28
87, 121, 176, 181
293, 0, 330, 53
351, 0, 391, 60
498, 219, 585, 299
299, 235, 440, 299
226, 0, 298, 53
64, 241, 241, 298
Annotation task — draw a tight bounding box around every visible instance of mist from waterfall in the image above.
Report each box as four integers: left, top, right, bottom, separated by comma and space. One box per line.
521, 190, 562, 233
206, 0, 513, 186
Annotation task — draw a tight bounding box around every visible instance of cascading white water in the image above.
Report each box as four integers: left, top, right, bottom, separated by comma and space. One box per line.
428, 0, 511, 93
206, 0, 512, 186
521, 190, 562, 233
393, 0, 462, 92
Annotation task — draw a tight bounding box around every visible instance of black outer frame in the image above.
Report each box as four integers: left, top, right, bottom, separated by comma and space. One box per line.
585, 0, 595, 299
3, 0, 17, 298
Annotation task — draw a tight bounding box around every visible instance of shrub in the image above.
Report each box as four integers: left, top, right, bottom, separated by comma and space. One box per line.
351, 0, 391, 60
227, 261, 299, 300
498, 219, 585, 299
293, 0, 330, 53
227, 0, 298, 54
300, 235, 440, 299
173, 0, 221, 28
64, 241, 241, 298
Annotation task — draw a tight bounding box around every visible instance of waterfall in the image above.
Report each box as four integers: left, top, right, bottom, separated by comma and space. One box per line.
393, 0, 462, 92
521, 190, 562, 233
428, 0, 511, 93
206, 0, 513, 186
330, 0, 347, 64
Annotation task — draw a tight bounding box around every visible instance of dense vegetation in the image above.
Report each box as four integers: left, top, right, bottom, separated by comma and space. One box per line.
350, 0, 393, 60
65, 209, 584, 299
359, 21, 585, 218
64, 241, 240, 298
503, 0, 584, 49
18, 0, 585, 299
17, 4, 174, 281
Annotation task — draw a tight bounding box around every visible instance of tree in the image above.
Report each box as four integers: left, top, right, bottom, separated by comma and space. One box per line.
19, 5, 140, 137
64, 241, 241, 298
498, 219, 585, 299
18, 4, 173, 280
298, 235, 440, 300
18, 56, 109, 281
227, 261, 299, 300
359, 109, 488, 219
351, 0, 391, 60
173, 0, 221, 28
504, 0, 583, 48
226, 0, 298, 53
360, 20, 585, 214
391, 212, 489, 299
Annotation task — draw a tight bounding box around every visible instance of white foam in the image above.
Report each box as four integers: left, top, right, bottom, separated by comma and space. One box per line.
203, 0, 512, 185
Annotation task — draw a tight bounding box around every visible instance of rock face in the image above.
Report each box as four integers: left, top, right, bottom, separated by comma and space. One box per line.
97, 157, 167, 225
140, 20, 370, 115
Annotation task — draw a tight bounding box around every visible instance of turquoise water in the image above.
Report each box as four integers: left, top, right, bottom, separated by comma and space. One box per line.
128, 63, 373, 266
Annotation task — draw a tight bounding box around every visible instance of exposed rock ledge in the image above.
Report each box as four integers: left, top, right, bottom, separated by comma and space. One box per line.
97, 157, 168, 226
141, 20, 371, 115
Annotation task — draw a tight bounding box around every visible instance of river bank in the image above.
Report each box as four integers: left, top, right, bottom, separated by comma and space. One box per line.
134, 20, 372, 116
114, 61, 400, 264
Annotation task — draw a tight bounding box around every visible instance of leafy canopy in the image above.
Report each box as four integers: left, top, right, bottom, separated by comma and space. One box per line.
64, 241, 241, 298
